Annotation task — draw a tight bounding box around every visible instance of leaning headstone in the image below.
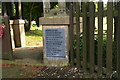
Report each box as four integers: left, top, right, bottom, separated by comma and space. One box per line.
40, 16, 69, 66
13, 19, 26, 47
2, 16, 13, 60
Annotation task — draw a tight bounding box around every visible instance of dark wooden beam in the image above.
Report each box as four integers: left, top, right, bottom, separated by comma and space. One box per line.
117, 2, 120, 80
69, 2, 74, 66
89, 2, 95, 74
106, 2, 113, 78
75, 2, 80, 68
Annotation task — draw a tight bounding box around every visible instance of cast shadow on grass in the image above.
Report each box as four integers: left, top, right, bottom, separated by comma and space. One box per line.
25, 30, 43, 36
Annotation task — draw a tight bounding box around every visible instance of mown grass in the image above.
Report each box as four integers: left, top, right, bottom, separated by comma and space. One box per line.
25, 26, 43, 46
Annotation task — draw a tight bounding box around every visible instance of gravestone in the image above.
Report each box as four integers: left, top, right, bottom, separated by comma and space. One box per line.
13, 19, 26, 47
2, 16, 13, 60
40, 1, 70, 66
40, 16, 69, 66
44, 28, 66, 59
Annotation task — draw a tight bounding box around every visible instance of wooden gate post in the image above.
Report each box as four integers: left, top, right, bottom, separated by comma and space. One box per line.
75, 2, 80, 68
89, 2, 95, 74
69, 3, 74, 66
98, 2, 103, 77
106, 2, 113, 78
117, 2, 120, 80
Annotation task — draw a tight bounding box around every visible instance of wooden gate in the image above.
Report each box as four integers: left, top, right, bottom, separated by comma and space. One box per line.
69, 2, 120, 79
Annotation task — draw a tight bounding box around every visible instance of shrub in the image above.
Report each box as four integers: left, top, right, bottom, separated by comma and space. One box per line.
73, 36, 117, 70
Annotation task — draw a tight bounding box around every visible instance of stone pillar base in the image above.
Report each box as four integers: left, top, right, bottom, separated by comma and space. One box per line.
42, 25, 69, 67
44, 58, 68, 67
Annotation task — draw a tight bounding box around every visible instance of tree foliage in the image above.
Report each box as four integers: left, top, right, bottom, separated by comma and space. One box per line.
22, 2, 43, 31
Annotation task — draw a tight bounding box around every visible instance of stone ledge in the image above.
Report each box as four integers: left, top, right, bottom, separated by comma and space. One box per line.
39, 16, 69, 25
44, 58, 68, 67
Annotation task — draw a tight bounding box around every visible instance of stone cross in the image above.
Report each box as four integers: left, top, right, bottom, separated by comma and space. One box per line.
58, 0, 66, 9
43, 0, 67, 17
43, 0, 50, 17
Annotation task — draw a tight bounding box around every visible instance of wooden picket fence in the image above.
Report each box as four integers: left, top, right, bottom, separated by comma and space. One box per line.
69, 2, 120, 79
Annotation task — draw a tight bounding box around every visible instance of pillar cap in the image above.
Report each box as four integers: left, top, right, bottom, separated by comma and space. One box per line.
39, 16, 69, 25
13, 19, 25, 24
9, 20, 14, 24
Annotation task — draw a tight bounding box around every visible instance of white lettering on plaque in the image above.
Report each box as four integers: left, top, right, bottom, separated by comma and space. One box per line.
44, 28, 66, 59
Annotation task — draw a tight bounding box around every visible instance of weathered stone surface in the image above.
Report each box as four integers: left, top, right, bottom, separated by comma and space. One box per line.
2, 16, 13, 60
9, 20, 15, 49
40, 16, 82, 35
43, 26, 69, 66
13, 19, 26, 47
39, 16, 69, 25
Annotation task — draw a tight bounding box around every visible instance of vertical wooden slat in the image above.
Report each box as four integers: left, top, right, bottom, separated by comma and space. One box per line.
97, 2, 103, 76
75, 2, 80, 68
106, 2, 113, 78
89, 2, 95, 74
69, 2, 74, 66
117, 2, 120, 80
82, 2, 87, 70
113, 2, 118, 71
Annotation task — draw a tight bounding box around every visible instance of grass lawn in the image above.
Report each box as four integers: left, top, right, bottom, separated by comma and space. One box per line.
25, 26, 43, 47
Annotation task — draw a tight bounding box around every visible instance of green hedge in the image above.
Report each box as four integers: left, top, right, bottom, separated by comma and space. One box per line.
73, 36, 117, 70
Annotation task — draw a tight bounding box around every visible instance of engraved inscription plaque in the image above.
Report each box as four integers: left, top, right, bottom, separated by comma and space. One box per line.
44, 28, 66, 59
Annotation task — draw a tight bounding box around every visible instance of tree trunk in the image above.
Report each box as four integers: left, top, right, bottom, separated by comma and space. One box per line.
15, 2, 19, 18
36, 17, 39, 27
25, 3, 34, 32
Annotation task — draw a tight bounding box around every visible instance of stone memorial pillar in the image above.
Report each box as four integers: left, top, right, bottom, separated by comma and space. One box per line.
2, 16, 13, 60
9, 20, 15, 49
43, 0, 50, 17
40, 16, 69, 66
13, 19, 26, 47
